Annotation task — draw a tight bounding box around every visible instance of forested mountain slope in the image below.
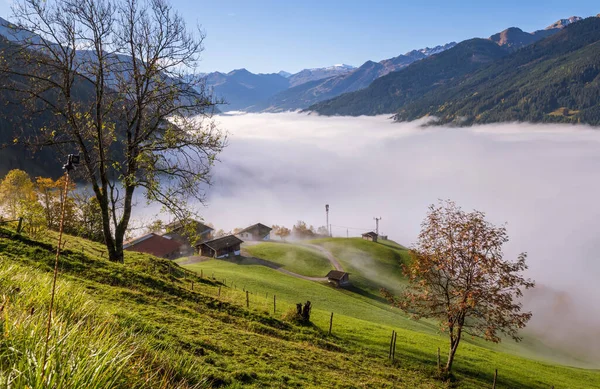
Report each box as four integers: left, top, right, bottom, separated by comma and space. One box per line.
308, 39, 509, 116
395, 17, 600, 125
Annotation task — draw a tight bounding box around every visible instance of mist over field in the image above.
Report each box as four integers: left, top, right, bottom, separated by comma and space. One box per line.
148, 112, 600, 361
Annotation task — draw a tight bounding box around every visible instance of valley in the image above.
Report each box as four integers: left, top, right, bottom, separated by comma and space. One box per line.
1, 2, 600, 388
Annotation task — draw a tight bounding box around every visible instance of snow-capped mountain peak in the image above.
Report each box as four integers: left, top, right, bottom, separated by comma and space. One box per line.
545, 16, 583, 30
414, 42, 457, 57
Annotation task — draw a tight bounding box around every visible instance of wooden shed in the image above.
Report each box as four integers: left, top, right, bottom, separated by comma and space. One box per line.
362, 231, 378, 243
326, 270, 350, 287
196, 235, 243, 258
235, 223, 272, 241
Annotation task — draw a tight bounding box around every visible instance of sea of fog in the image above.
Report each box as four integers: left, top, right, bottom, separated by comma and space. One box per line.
143, 112, 600, 363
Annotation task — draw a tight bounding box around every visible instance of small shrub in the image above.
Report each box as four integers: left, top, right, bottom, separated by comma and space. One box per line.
281, 307, 303, 323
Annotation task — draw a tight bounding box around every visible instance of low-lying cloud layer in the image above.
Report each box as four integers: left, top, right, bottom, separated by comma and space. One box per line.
158, 112, 600, 363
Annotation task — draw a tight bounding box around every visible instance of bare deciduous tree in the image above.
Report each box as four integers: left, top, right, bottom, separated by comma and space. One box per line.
0, 0, 225, 262
382, 200, 534, 373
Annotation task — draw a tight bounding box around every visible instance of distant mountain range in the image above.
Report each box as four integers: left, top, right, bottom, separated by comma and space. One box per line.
308, 38, 509, 116
202, 43, 457, 112
203, 69, 290, 111
489, 16, 582, 51
202, 64, 356, 111
309, 15, 600, 126
393, 16, 600, 125
204, 16, 595, 116
250, 43, 458, 113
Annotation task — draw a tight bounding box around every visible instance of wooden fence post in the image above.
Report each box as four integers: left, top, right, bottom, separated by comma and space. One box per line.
392, 332, 397, 361
246, 290, 249, 308
218, 285, 221, 297
492, 369, 498, 389
273, 295, 276, 314
389, 330, 395, 360
191, 281, 194, 291
200, 269, 203, 279
328, 312, 334, 335
437, 347, 441, 371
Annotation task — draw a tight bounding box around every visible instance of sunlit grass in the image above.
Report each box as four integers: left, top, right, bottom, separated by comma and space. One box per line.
1, 226, 599, 388
243, 242, 333, 277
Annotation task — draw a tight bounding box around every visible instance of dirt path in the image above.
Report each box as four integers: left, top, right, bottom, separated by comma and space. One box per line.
297, 243, 344, 271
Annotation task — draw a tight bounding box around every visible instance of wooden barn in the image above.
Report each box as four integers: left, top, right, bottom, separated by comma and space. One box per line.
362, 231, 378, 243
124, 233, 182, 260
235, 223, 272, 241
326, 270, 350, 287
196, 235, 243, 258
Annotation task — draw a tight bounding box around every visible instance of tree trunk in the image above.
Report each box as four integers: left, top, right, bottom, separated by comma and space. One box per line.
94, 186, 121, 262
445, 326, 463, 372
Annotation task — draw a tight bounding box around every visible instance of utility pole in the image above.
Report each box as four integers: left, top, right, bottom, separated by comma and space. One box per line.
374, 217, 382, 235
42, 153, 79, 383
325, 204, 330, 237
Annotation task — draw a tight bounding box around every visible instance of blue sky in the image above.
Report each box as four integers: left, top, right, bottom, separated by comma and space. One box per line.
1, 0, 598, 73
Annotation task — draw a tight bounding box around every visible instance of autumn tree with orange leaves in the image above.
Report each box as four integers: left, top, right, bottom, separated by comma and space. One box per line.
382, 200, 535, 373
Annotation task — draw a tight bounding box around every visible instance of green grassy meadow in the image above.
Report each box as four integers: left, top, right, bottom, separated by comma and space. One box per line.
242, 242, 333, 277
184, 257, 600, 389
1, 227, 599, 388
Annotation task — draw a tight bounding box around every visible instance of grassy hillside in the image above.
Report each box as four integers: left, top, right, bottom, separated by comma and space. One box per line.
1, 227, 599, 388
395, 17, 600, 125
310, 238, 410, 295
243, 242, 333, 277
184, 238, 600, 387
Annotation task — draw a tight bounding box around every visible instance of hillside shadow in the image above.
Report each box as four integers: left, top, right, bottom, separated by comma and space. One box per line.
218, 254, 284, 270
343, 284, 389, 304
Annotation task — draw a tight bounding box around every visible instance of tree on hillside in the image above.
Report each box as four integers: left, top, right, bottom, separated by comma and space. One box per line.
272, 225, 291, 241
381, 200, 534, 373
0, 0, 225, 262
72, 192, 104, 242
292, 220, 315, 240
214, 229, 226, 238
36, 176, 77, 232
0, 169, 36, 219
316, 226, 329, 237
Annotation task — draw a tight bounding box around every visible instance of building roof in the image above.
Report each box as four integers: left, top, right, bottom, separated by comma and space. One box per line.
124, 233, 181, 257
362, 231, 378, 238
326, 270, 349, 280
166, 219, 214, 233
237, 223, 272, 234
197, 235, 243, 251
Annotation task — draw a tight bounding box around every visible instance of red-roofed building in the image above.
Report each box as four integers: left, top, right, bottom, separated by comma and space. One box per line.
124, 233, 183, 260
